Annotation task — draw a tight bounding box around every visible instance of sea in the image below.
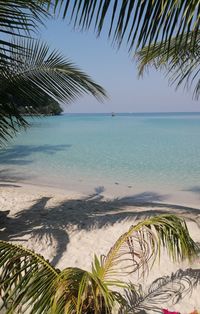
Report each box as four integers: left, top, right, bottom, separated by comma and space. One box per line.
1, 112, 200, 203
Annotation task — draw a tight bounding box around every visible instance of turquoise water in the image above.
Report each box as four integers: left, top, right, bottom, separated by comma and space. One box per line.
1, 113, 200, 194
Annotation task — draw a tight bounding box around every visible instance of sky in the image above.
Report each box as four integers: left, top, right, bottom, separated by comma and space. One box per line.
39, 18, 200, 113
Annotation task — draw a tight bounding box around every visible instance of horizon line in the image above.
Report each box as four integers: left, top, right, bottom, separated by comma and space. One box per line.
63, 111, 200, 114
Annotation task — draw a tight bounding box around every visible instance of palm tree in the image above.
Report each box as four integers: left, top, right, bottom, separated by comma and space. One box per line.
47, 0, 200, 99
0, 1, 107, 145
0, 214, 199, 313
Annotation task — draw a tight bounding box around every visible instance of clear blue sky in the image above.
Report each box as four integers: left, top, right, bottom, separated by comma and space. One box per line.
40, 18, 199, 113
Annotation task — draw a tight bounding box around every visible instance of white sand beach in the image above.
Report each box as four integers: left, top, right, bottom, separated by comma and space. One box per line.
0, 182, 200, 313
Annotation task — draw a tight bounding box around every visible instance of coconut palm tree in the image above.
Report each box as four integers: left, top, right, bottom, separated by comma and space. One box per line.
0, 1, 107, 145
0, 214, 199, 313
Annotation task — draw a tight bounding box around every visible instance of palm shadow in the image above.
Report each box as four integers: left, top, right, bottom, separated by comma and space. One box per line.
0, 169, 28, 183
0, 144, 71, 165
183, 186, 200, 197
0, 144, 71, 184
119, 268, 200, 313
0, 183, 21, 188
0, 187, 200, 266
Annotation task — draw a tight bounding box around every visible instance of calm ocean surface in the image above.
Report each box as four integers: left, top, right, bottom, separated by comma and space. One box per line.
1, 113, 200, 197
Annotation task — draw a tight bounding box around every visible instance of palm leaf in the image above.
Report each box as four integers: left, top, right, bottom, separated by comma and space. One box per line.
0, 104, 28, 146
136, 31, 200, 99
0, 215, 198, 314
0, 215, 198, 313
4, 38, 107, 102
0, 0, 49, 67
94, 215, 199, 284
0, 38, 107, 145
0, 242, 119, 313
0, 0, 47, 34
0, 241, 59, 313
0, 1, 51, 145
48, 0, 200, 52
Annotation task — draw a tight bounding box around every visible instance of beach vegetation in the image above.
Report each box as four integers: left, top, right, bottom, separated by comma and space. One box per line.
0, 2, 107, 145
0, 214, 199, 313
18, 95, 63, 116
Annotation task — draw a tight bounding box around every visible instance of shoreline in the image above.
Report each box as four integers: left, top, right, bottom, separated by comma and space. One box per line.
1, 178, 200, 209
0, 181, 200, 312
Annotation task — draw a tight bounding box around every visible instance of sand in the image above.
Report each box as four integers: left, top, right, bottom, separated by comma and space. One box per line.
0, 182, 200, 313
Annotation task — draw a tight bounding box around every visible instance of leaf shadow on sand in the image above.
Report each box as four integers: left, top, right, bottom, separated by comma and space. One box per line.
0, 186, 200, 266
118, 268, 200, 313
0, 186, 200, 311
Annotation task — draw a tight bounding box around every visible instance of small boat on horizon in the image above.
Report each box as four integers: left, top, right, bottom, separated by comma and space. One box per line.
111, 112, 115, 117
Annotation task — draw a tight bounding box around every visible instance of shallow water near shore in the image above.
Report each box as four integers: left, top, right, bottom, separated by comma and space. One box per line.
1, 112, 200, 204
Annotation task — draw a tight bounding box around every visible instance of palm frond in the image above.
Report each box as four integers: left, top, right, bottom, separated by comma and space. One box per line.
0, 0, 47, 35
0, 215, 199, 313
136, 31, 200, 99
0, 240, 59, 313
0, 38, 107, 145
94, 215, 199, 283
3, 38, 107, 103
0, 241, 119, 313
48, 0, 200, 52
0, 104, 28, 146
0, 0, 49, 67
119, 268, 200, 313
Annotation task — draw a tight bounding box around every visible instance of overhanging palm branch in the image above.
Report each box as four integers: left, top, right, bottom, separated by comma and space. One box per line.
0, 38, 107, 144
0, 215, 199, 313
0, 0, 47, 34
48, 0, 200, 52
0, 0, 49, 67
136, 31, 200, 99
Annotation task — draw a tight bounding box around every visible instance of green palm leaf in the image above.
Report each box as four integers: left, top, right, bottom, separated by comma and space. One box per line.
48, 0, 200, 52
93, 215, 199, 284
0, 0, 47, 34
0, 241, 59, 313
0, 242, 117, 313
0, 215, 198, 313
0, 0, 48, 67
136, 31, 200, 99
0, 38, 107, 145
4, 38, 107, 103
